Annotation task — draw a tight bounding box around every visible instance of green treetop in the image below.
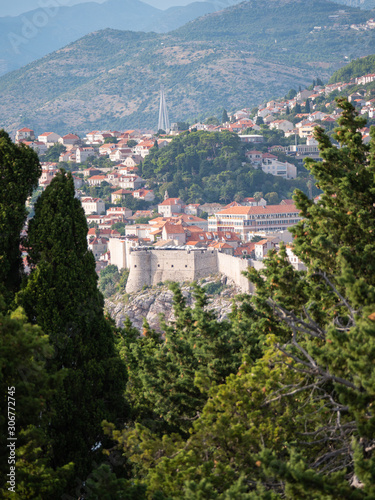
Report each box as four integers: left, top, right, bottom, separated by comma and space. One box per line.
0, 130, 41, 301
292, 98, 375, 286
17, 171, 127, 484
0, 302, 73, 499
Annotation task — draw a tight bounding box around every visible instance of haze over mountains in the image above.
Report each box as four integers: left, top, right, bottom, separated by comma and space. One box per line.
1, 0, 374, 135
0, 0, 241, 75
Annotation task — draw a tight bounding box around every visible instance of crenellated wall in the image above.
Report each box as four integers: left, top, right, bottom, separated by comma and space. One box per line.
125, 248, 255, 294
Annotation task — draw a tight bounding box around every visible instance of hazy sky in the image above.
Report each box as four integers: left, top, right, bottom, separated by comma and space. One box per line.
0, 0, 201, 17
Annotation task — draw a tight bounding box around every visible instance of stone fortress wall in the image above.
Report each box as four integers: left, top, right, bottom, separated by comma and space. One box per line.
125, 248, 255, 294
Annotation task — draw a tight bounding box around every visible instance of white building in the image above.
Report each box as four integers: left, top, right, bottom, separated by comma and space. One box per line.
38, 132, 61, 147
261, 158, 297, 179
15, 127, 35, 142
208, 204, 302, 240
80, 197, 106, 215
76, 147, 97, 163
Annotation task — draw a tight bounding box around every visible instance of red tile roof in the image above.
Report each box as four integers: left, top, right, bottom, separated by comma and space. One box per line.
159, 198, 184, 206
217, 204, 300, 216
163, 223, 186, 234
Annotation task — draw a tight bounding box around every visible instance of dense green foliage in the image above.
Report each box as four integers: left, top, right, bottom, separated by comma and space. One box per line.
0, 130, 40, 302
119, 283, 263, 437
16, 171, 128, 489
140, 130, 314, 203
99, 264, 129, 297
330, 53, 375, 83
0, 304, 73, 499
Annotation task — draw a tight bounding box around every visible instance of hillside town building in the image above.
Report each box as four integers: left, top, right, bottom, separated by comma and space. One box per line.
208, 204, 301, 239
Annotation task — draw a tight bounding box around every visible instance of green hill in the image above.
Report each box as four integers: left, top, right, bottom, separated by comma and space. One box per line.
0, 0, 374, 134
329, 54, 375, 83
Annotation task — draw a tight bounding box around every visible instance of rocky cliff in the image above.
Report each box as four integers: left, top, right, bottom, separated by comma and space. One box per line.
105, 274, 243, 332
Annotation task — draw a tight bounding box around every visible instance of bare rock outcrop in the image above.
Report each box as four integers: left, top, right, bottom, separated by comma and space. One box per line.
105, 275, 243, 332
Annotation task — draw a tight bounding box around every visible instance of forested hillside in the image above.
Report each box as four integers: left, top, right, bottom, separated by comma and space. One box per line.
1, 0, 374, 134
330, 53, 375, 83
140, 130, 316, 203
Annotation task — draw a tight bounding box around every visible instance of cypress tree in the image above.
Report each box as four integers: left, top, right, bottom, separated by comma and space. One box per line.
18, 171, 127, 480
305, 98, 310, 113
0, 302, 73, 499
0, 130, 41, 301
222, 109, 229, 123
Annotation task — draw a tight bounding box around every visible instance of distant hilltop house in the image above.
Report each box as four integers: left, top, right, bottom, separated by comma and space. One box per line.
198, 203, 224, 216
87, 175, 107, 186
85, 130, 120, 144
296, 121, 319, 139
242, 197, 267, 207
15, 127, 35, 143
37, 132, 61, 147
109, 147, 133, 162
99, 143, 117, 155
246, 151, 297, 179
158, 198, 185, 217
83, 167, 102, 177
76, 146, 97, 163
58, 133, 81, 147
106, 206, 132, 219
269, 119, 294, 133
20, 140, 48, 155
133, 189, 155, 202
118, 175, 145, 190
122, 154, 143, 168
111, 189, 132, 203
80, 197, 106, 215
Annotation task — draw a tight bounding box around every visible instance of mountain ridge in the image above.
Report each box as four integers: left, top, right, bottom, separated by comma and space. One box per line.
1, 0, 374, 134
0, 0, 240, 75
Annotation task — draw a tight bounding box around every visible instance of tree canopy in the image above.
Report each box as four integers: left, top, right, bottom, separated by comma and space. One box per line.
17, 171, 127, 486
0, 130, 40, 301
139, 130, 313, 204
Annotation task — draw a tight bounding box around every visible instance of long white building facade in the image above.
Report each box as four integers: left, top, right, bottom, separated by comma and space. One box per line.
208, 204, 302, 239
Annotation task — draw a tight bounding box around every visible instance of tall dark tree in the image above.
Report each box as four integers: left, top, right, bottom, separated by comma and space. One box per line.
0, 130, 41, 301
17, 171, 127, 482
0, 302, 73, 499
305, 98, 311, 113
222, 109, 229, 123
